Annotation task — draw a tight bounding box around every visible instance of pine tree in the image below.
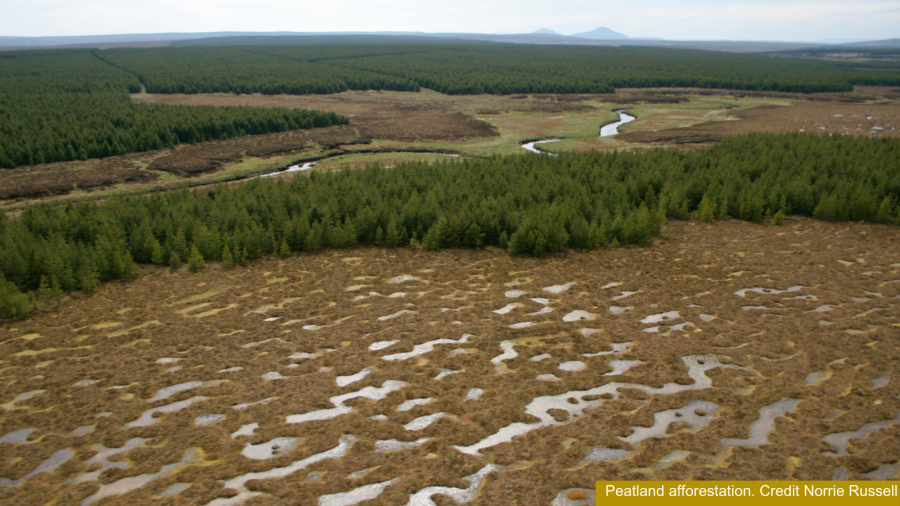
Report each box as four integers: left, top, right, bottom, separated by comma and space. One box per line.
320, 220, 335, 248
717, 197, 730, 220
422, 225, 442, 251
305, 222, 323, 252
587, 223, 601, 250
36, 275, 63, 308
698, 196, 716, 221
384, 220, 400, 247
0, 274, 32, 320
278, 239, 291, 258
462, 223, 484, 249
151, 235, 166, 266
773, 210, 785, 226
341, 219, 358, 248
221, 244, 234, 268
77, 263, 100, 293
169, 252, 182, 271
441, 215, 462, 248
188, 246, 206, 272
876, 197, 893, 224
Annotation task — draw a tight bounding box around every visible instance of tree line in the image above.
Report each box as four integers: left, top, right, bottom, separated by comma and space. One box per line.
2, 132, 898, 319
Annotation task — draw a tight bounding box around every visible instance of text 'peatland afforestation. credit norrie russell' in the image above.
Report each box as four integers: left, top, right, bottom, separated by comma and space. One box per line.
597, 481, 898, 505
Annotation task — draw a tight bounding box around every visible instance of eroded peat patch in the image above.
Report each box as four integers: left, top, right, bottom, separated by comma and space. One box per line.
1, 218, 899, 505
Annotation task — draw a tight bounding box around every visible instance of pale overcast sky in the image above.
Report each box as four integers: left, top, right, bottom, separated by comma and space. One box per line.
2, 0, 898, 41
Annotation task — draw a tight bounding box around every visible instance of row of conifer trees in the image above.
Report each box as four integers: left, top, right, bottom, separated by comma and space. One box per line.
2, 132, 898, 319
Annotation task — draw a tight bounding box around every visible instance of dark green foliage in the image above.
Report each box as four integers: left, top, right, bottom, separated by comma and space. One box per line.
773, 210, 786, 226
876, 197, 894, 223
0, 133, 897, 319
221, 244, 235, 268
100, 43, 900, 97
0, 275, 32, 320
99, 46, 419, 95
698, 196, 716, 221
278, 239, 291, 258
0, 49, 347, 169
188, 245, 206, 272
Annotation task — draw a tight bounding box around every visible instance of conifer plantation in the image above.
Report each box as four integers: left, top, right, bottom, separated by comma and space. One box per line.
108, 43, 900, 96
2, 132, 898, 319
0, 50, 347, 169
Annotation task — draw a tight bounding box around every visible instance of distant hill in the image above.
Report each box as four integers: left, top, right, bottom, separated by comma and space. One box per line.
0, 32, 300, 47
2, 30, 898, 54
570, 27, 628, 40
841, 38, 900, 47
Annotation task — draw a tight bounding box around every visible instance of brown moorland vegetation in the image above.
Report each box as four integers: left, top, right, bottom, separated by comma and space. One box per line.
1, 218, 898, 505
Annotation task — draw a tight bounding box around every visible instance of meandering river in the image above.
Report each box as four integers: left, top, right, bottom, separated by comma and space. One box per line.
521, 110, 636, 154
600, 110, 635, 137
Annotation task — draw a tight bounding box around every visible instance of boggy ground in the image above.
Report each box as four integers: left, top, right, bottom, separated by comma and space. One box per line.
1, 218, 898, 505
618, 100, 900, 146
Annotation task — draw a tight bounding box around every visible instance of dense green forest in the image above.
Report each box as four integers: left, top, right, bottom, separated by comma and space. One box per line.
0, 49, 347, 169
101, 43, 900, 96
2, 132, 898, 319
96, 46, 420, 95
2, 42, 899, 169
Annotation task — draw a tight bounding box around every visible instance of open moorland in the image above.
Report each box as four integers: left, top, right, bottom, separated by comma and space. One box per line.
0, 218, 898, 505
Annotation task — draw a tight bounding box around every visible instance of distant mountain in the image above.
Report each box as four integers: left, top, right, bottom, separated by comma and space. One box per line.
841, 38, 900, 47
533, 28, 561, 35
570, 27, 628, 40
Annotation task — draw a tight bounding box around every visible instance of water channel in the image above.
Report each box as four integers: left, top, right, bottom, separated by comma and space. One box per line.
521, 110, 635, 154
259, 162, 316, 178
600, 110, 636, 137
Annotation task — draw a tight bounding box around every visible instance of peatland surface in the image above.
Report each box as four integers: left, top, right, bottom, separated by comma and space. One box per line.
1, 218, 898, 505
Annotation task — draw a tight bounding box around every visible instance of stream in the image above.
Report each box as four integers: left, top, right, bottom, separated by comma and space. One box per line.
520, 139, 560, 156
520, 110, 635, 155
600, 110, 636, 137
259, 162, 316, 178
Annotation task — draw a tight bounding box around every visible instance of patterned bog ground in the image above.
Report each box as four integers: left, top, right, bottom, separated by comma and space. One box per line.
1, 218, 898, 505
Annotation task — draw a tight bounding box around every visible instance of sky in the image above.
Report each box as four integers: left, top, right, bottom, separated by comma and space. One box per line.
2, 0, 898, 42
